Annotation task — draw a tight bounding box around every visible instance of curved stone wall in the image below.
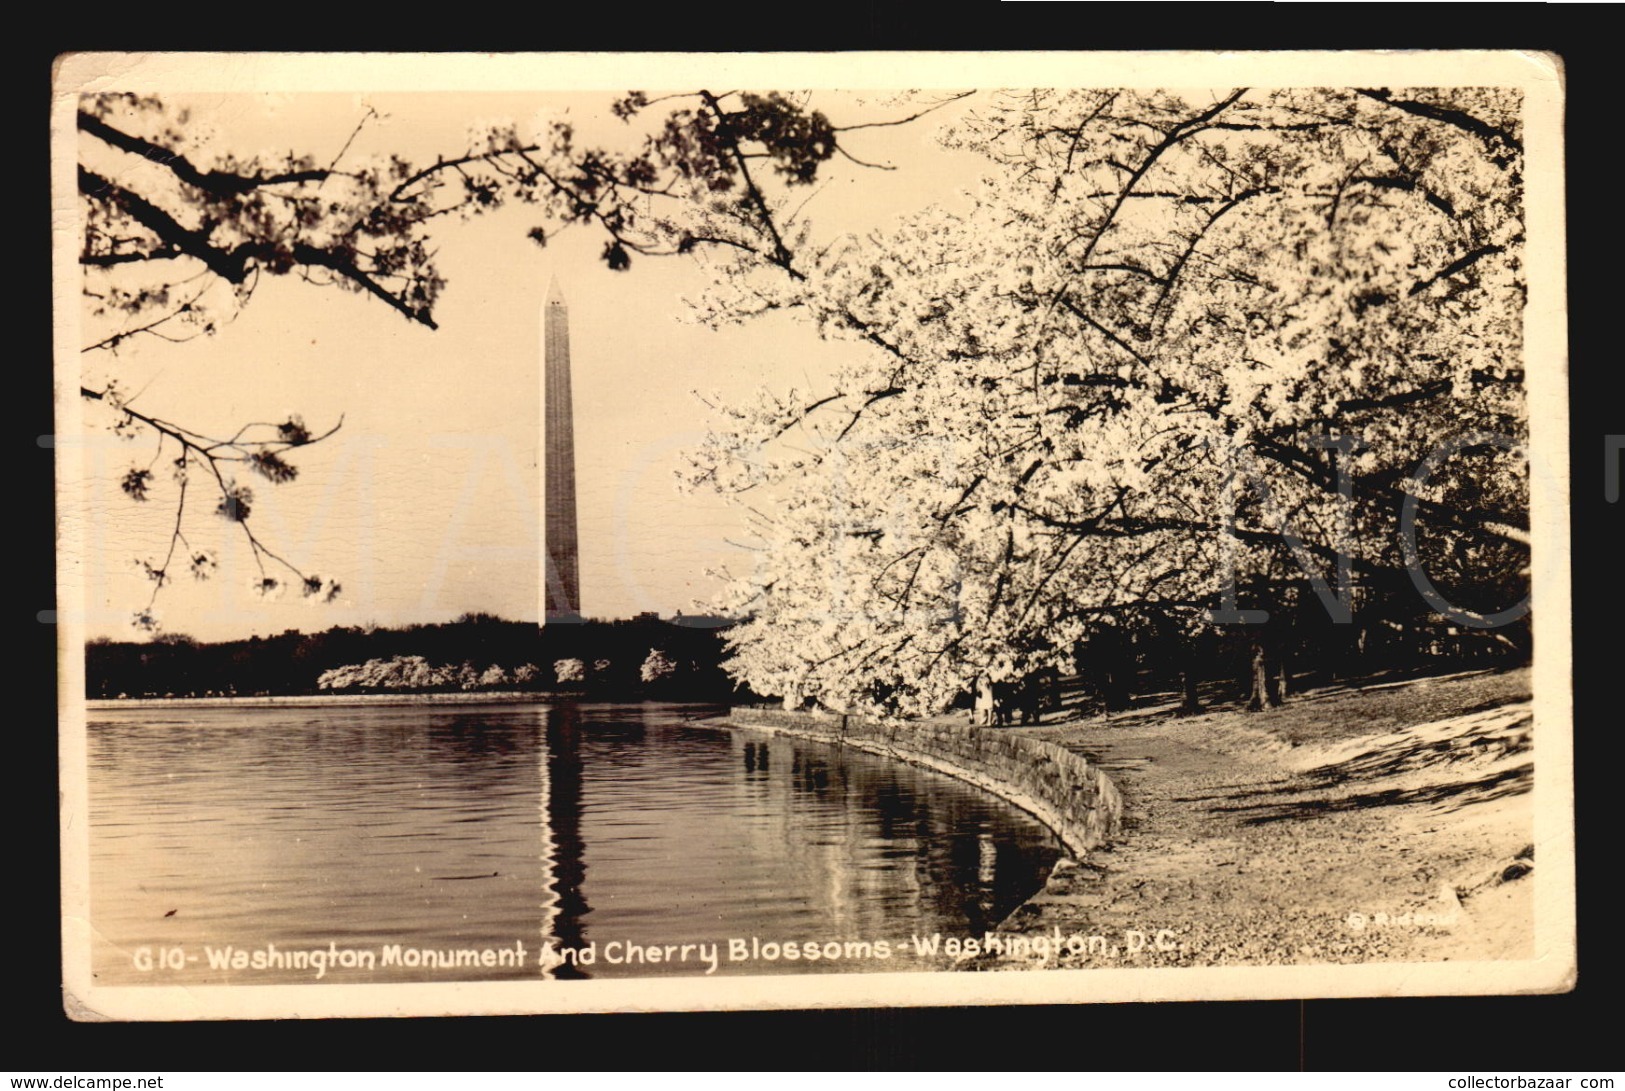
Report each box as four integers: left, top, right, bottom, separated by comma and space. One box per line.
724, 709, 1123, 860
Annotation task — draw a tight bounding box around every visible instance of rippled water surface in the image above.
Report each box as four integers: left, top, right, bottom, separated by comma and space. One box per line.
87, 702, 1061, 983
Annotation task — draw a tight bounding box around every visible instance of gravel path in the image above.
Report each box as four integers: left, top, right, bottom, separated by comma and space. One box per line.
978, 670, 1535, 970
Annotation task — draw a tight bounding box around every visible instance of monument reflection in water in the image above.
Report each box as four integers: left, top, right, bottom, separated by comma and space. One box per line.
87, 702, 1062, 984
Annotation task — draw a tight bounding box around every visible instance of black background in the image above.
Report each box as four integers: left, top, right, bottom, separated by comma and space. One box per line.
25, 8, 1621, 1072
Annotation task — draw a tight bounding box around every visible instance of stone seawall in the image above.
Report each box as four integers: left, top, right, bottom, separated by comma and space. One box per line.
725, 708, 1124, 860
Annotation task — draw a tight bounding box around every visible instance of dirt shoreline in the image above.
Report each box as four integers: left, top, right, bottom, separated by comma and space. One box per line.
975, 667, 1535, 970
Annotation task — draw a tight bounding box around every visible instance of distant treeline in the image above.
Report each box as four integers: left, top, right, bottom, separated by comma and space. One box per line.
85, 614, 751, 701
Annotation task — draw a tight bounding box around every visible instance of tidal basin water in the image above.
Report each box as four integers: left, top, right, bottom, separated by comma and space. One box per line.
87, 702, 1063, 983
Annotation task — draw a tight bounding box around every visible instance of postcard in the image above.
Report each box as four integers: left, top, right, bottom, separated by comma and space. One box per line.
53, 50, 1572, 1019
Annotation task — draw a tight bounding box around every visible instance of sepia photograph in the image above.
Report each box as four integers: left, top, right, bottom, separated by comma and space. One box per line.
52, 51, 1572, 1020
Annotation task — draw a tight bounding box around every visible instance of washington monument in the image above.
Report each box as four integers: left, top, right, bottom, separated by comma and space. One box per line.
541, 276, 581, 623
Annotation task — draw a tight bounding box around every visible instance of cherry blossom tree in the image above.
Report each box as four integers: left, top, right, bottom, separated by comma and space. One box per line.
678, 87, 1529, 717
640, 648, 677, 684
316, 655, 454, 690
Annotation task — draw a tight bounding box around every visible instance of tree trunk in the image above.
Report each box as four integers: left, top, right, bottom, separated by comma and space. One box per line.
1246, 639, 1279, 712
1179, 631, 1203, 713
1102, 666, 1131, 712
1180, 667, 1202, 713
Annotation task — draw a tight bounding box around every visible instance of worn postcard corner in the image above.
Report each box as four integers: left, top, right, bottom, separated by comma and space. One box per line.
55, 49, 1571, 1020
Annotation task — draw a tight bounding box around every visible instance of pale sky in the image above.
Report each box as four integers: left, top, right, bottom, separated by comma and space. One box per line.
72, 87, 987, 641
